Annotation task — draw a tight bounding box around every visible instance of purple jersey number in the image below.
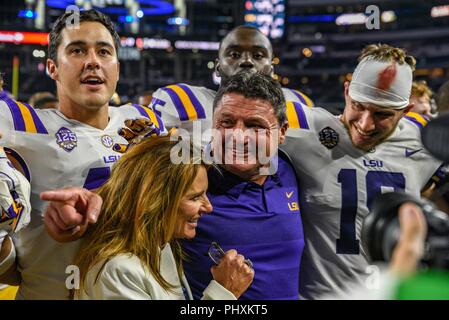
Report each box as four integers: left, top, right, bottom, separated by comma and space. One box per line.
336, 169, 405, 255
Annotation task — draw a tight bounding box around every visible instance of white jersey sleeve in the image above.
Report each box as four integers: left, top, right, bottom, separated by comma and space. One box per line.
0, 104, 11, 138
151, 84, 216, 147
282, 105, 442, 299
0, 95, 34, 237
282, 87, 314, 108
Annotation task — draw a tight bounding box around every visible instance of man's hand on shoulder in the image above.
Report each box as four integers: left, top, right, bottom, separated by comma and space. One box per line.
112, 118, 164, 153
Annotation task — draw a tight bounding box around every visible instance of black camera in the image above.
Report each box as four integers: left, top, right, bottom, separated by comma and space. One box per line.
361, 191, 449, 270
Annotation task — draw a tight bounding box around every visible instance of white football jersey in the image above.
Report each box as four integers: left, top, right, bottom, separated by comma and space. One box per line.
0, 97, 165, 299
151, 83, 314, 147
281, 106, 442, 300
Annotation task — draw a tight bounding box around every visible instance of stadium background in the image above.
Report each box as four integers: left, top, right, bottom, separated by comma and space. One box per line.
0, 0, 448, 113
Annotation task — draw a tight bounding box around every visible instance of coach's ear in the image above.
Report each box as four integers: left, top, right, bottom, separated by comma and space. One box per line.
279, 121, 289, 145
47, 58, 58, 81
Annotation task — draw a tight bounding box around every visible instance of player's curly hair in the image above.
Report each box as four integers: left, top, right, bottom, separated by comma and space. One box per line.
411, 80, 433, 98
73, 134, 208, 298
48, 9, 120, 64
358, 43, 416, 71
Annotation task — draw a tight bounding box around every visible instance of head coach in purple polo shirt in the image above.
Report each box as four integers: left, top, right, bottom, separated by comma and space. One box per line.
182, 72, 305, 300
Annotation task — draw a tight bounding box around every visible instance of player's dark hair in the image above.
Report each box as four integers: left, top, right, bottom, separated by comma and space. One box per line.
213, 71, 286, 125
48, 9, 120, 64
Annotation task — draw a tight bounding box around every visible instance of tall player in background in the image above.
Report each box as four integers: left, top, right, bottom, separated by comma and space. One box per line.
0, 9, 164, 299
150, 25, 313, 147
282, 44, 443, 299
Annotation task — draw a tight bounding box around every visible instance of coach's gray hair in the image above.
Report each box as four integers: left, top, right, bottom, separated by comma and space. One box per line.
213, 72, 286, 125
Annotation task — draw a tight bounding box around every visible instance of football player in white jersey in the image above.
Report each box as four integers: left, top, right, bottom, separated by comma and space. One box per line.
0, 9, 164, 299
0, 72, 32, 300
0, 144, 31, 298
281, 44, 443, 299
150, 26, 314, 147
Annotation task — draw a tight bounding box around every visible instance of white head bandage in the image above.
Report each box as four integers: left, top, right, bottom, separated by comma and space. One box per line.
348, 57, 413, 109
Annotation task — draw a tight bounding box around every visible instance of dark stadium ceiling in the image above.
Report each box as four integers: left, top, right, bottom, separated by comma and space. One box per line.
0, 1, 447, 37
288, 0, 393, 5
1, 0, 449, 107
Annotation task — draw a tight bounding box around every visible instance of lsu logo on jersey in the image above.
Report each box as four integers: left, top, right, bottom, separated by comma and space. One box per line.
286, 191, 300, 212
103, 155, 121, 164
55, 127, 77, 152
363, 159, 383, 168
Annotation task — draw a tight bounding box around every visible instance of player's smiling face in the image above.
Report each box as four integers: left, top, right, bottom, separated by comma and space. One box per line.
216, 28, 273, 83
47, 21, 120, 112
175, 166, 212, 239
341, 82, 409, 151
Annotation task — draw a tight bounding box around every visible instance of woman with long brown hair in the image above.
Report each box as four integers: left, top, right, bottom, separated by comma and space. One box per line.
73, 135, 254, 299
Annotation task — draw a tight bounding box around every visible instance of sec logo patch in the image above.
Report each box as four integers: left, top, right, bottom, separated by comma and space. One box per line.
101, 135, 114, 148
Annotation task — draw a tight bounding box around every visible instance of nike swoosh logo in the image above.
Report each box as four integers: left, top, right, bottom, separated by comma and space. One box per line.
286, 191, 293, 199
405, 148, 423, 157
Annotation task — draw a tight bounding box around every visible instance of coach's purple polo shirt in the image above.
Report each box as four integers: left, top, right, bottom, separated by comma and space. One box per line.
183, 151, 305, 300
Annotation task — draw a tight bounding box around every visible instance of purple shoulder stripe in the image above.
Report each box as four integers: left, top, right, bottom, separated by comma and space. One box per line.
131, 104, 165, 131
2, 96, 26, 132
177, 84, 206, 119
1, 95, 47, 134
404, 116, 424, 129
287, 89, 307, 106
161, 87, 189, 121
23, 102, 48, 134
292, 102, 309, 129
